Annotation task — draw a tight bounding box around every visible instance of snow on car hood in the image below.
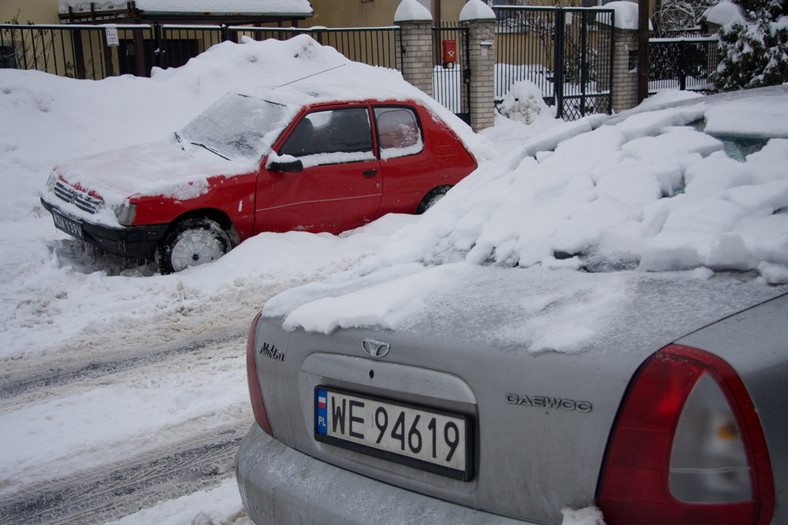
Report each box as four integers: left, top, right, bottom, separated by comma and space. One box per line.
262, 87, 788, 345
52, 138, 257, 207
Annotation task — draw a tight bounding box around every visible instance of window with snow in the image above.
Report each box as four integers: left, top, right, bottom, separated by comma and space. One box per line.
374, 106, 424, 160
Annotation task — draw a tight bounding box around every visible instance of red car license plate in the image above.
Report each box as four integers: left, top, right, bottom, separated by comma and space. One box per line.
52, 211, 84, 240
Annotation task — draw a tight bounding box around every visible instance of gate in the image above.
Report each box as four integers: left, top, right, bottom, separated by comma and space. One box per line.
649, 34, 719, 92
432, 25, 470, 124
494, 6, 614, 120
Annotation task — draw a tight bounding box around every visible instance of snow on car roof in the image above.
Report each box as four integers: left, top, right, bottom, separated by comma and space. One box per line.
159, 35, 489, 161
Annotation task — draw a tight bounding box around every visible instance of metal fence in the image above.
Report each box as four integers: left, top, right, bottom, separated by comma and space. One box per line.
1, 23, 152, 79
649, 36, 719, 92
493, 6, 615, 120
1, 23, 401, 80
4, 18, 722, 124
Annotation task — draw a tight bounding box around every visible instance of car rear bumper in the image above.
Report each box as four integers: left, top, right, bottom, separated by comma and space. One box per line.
235, 423, 534, 525
41, 198, 168, 260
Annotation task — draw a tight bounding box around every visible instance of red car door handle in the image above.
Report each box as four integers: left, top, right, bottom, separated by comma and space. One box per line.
363, 169, 378, 177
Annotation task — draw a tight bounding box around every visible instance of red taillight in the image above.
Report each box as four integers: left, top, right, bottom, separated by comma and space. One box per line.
246, 311, 273, 435
598, 344, 774, 525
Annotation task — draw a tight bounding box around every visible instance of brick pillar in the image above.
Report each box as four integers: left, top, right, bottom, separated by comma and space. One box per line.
462, 17, 496, 132
395, 20, 434, 98
611, 27, 639, 112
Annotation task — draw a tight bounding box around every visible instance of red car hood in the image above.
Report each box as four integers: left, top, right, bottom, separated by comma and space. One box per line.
53, 139, 257, 207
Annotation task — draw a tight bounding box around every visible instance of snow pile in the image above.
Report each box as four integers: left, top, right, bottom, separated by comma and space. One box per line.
497, 80, 556, 125
369, 96, 788, 280
3, 35, 473, 365
703, 1, 746, 27
562, 506, 606, 525
266, 88, 788, 335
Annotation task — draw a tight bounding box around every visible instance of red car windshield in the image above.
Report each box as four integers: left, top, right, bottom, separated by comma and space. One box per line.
179, 93, 293, 160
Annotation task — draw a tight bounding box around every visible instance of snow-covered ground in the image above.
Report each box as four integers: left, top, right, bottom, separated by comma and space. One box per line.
2, 33, 787, 525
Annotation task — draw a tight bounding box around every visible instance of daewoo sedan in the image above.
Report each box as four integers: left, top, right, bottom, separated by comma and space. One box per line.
40, 92, 477, 274
236, 86, 788, 524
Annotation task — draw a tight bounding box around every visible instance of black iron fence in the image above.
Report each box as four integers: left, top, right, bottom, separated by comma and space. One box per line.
0, 23, 401, 80
494, 6, 615, 120
1, 23, 152, 79
4, 18, 720, 124
649, 35, 719, 92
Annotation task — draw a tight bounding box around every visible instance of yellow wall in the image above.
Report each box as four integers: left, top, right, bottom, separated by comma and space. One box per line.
4, 0, 657, 27
308, 0, 468, 28
3, 0, 469, 27
1, 0, 59, 24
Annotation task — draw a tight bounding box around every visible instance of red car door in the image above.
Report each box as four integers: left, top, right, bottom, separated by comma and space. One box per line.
254, 105, 383, 234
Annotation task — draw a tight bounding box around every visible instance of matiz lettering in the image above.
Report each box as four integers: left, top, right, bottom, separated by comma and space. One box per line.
259, 342, 285, 362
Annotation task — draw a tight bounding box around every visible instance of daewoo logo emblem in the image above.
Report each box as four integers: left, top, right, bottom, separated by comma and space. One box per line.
361, 338, 390, 359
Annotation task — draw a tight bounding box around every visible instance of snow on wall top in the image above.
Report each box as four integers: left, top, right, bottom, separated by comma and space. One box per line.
459, 0, 496, 22
596, 1, 652, 31
58, 0, 313, 16
394, 0, 433, 23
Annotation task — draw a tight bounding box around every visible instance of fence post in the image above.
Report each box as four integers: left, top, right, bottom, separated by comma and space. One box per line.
460, 2, 496, 132
102, 28, 115, 77
133, 28, 146, 76
554, 10, 566, 119
154, 24, 164, 69
610, 26, 639, 112
678, 39, 687, 90
394, 4, 434, 97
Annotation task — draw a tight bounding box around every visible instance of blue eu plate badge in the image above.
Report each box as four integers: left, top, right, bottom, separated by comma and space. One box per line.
316, 389, 328, 435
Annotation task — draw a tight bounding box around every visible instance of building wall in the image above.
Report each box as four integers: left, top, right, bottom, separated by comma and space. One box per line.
1, 0, 59, 24
308, 0, 468, 28
3, 1, 472, 27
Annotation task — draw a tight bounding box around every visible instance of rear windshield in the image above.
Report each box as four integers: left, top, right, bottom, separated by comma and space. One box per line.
179, 93, 293, 160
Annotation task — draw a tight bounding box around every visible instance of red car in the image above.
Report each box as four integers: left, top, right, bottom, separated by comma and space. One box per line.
41, 93, 477, 273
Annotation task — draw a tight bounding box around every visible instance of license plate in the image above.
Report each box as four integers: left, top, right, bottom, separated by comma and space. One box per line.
52, 211, 84, 240
315, 387, 473, 481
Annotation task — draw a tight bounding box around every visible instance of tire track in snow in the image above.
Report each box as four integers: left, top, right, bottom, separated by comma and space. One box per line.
0, 330, 244, 402
0, 426, 244, 525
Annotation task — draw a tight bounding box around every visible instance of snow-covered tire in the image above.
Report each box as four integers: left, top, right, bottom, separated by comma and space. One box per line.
416, 185, 451, 214
157, 218, 233, 274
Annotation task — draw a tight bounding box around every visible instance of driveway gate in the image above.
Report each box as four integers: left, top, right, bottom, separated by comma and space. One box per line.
494, 6, 615, 120
432, 25, 471, 124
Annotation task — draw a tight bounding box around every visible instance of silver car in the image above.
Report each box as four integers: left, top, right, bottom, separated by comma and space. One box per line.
236, 87, 788, 525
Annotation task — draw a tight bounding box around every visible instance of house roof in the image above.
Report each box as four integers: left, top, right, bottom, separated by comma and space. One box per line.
58, 0, 313, 23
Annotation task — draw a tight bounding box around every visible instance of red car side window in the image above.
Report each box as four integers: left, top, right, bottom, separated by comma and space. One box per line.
374, 107, 423, 159
280, 107, 373, 158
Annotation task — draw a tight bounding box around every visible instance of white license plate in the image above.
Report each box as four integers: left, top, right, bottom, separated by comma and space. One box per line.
315, 387, 473, 480
52, 211, 84, 240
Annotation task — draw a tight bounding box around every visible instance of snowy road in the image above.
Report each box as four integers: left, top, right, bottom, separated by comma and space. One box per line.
0, 324, 254, 524
0, 424, 241, 524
